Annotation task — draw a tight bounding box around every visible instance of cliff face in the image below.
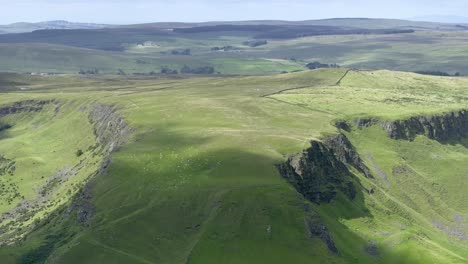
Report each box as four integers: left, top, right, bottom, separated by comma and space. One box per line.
89, 104, 133, 154
69, 104, 133, 225
323, 134, 374, 179
277, 133, 373, 254
278, 133, 371, 204
355, 110, 467, 141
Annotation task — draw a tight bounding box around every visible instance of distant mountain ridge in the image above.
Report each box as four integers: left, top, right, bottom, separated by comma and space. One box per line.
123, 18, 468, 31
409, 15, 468, 24
2, 18, 468, 35
0, 20, 109, 34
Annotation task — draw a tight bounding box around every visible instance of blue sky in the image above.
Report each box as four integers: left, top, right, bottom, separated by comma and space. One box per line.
1, 0, 468, 24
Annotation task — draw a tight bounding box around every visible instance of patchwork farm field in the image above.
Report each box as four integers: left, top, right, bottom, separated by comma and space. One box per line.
0, 69, 466, 263
2, 25, 468, 76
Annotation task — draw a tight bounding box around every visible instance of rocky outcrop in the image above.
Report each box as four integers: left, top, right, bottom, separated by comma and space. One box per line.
89, 104, 133, 154
69, 104, 132, 225
354, 110, 468, 142
278, 133, 370, 204
323, 134, 374, 179
69, 181, 95, 225
353, 117, 379, 128
380, 110, 467, 141
306, 214, 339, 254
0, 100, 54, 117
365, 240, 379, 256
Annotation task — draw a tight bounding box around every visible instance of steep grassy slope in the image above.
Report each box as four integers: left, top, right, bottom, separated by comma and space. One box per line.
0, 69, 466, 263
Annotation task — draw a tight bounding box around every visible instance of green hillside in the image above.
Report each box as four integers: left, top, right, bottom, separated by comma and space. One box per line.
0, 69, 466, 263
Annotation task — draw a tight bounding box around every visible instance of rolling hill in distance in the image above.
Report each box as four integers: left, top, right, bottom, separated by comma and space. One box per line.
0, 18, 468, 76
0, 15, 466, 264
0, 20, 109, 34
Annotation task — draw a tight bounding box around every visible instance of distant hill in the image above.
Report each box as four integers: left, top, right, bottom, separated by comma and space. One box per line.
1, 18, 466, 34
125, 18, 468, 31
409, 15, 468, 24
0, 20, 109, 34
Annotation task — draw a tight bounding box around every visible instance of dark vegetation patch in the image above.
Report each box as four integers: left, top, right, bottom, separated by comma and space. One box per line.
174, 25, 414, 39
75, 149, 84, 157
0, 123, 12, 132
18, 233, 64, 264
211, 45, 241, 51
180, 65, 215, 74
169, 48, 191, 56
414, 70, 461, 77
160, 66, 179, 74
159, 65, 216, 75
78, 68, 100, 75
306, 61, 340, 70
242, 40, 268, 47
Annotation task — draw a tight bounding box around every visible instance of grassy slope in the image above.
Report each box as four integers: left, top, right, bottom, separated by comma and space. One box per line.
271, 69, 468, 119
0, 69, 466, 263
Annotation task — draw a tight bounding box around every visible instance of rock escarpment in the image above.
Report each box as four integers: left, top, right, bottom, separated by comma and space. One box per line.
89, 103, 133, 154
278, 133, 371, 255
278, 133, 371, 204
0, 100, 55, 117
381, 110, 467, 141
355, 110, 467, 141
306, 213, 339, 254
323, 134, 374, 179
0, 103, 133, 243
70, 104, 132, 224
